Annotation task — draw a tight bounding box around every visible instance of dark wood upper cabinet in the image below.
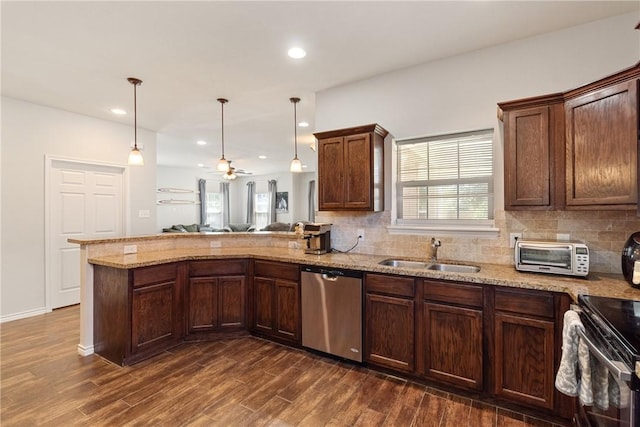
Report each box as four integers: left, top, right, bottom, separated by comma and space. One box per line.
314, 124, 387, 212
565, 76, 638, 209
499, 62, 639, 212
499, 96, 565, 210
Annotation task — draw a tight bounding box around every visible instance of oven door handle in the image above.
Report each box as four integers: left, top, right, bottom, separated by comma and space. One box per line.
577, 328, 632, 382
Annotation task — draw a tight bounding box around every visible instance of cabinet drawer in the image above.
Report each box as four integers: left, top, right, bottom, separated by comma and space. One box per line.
423, 280, 483, 308
133, 263, 178, 287
365, 274, 414, 298
254, 260, 299, 281
189, 259, 246, 277
495, 288, 554, 318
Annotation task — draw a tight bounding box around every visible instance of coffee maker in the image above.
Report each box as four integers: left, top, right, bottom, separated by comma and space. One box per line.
302, 223, 332, 255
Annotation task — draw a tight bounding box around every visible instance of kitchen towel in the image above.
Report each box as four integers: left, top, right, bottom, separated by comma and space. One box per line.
555, 310, 593, 406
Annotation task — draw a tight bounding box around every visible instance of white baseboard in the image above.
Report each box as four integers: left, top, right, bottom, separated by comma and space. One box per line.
0, 307, 49, 323
77, 343, 94, 356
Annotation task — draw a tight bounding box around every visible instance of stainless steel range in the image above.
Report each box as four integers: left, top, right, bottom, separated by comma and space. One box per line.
575, 294, 640, 427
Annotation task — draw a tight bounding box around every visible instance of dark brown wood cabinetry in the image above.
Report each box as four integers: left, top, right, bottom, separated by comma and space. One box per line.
314, 124, 387, 212
186, 259, 247, 339
422, 280, 483, 391
499, 96, 565, 210
364, 273, 415, 373
500, 62, 639, 212
492, 288, 557, 411
565, 75, 638, 209
250, 260, 301, 344
94, 262, 185, 366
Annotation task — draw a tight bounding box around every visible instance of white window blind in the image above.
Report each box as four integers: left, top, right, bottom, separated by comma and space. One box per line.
396, 129, 494, 223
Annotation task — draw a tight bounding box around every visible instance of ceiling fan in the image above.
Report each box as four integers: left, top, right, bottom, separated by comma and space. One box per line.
217, 160, 252, 180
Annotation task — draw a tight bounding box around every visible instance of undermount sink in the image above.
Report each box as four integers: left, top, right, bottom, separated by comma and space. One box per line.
426, 263, 480, 273
378, 259, 431, 269
378, 259, 480, 273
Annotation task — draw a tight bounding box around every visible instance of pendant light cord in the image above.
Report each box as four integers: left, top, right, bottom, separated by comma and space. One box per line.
290, 97, 300, 159
133, 83, 137, 149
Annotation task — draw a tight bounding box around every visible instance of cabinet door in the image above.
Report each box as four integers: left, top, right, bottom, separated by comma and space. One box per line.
504, 106, 551, 208
565, 79, 638, 207
424, 302, 483, 390
494, 312, 555, 410
275, 279, 299, 341
318, 136, 345, 210
131, 280, 179, 354
188, 277, 217, 332
344, 132, 372, 209
365, 293, 414, 373
218, 276, 246, 329
253, 277, 275, 333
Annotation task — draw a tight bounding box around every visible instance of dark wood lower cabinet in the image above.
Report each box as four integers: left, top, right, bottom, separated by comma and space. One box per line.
94, 262, 184, 366
494, 312, 555, 409
365, 274, 415, 373
186, 259, 247, 338
424, 302, 483, 390
422, 280, 484, 391
250, 261, 300, 344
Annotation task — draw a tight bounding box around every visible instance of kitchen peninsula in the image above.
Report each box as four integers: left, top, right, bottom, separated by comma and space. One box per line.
70, 232, 639, 420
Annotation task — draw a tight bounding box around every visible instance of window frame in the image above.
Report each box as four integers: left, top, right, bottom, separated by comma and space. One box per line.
389, 128, 499, 237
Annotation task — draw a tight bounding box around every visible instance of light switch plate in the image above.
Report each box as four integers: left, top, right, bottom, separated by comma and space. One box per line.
124, 245, 137, 254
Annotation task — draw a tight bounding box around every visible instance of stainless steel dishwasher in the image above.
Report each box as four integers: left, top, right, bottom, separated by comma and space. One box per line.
301, 266, 363, 362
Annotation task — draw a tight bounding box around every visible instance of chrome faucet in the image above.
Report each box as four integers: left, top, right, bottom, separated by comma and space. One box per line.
430, 237, 441, 262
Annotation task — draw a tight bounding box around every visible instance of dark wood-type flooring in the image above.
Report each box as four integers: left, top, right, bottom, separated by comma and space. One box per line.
1, 305, 568, 426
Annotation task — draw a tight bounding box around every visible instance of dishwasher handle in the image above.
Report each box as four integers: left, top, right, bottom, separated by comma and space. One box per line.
302, 265, 363, 280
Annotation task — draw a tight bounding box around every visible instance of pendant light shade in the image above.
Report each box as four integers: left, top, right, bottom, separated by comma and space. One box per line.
289, 97, 302, 173
216, 98, 230, 172
127, 77, 144, 166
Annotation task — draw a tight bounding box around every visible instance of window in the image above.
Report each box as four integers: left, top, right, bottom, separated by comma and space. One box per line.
254, 192, 270, 230
205, 185, 223, 229
395, 129, 494, 228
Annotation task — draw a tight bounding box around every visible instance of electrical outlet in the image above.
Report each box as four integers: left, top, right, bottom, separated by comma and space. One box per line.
556, 233, 570, 241
509, 233, 522, 248
288, 241, 300, 249
123, 245, 137, 254
357, 228, 365, 241
210, 241, 221, 248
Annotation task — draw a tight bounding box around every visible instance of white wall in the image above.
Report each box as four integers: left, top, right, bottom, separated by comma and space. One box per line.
1, 97, 157, 319
315, 12, 639, 215
156, 165, 212, 229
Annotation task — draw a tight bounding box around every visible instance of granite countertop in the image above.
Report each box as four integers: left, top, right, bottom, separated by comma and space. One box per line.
87, 247, 640, 302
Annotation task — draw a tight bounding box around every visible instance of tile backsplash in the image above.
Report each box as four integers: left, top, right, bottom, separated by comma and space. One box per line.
315, 209, 640, 275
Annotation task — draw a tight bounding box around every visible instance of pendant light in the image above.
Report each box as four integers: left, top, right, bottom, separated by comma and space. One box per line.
289, 97, 302, 173
127, 77, 144, 165
216, 98, 230, 172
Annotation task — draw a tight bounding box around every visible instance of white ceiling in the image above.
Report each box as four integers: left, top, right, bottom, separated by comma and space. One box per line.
2, 1, 638, 176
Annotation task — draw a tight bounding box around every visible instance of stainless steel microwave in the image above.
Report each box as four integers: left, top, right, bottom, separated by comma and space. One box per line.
515, 240, 589, 277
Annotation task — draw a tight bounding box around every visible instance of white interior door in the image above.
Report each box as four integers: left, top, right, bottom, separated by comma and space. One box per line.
49, 160, 124, 309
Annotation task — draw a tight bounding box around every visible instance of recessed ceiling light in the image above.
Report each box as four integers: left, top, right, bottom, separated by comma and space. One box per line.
110, 108, 126, 115
197, 163, 205, 167
258, 155, 267, 159
288, 47, 306, 59
196, 140, 207, 146
302, 164, 308, 169
298, 121, 309, 127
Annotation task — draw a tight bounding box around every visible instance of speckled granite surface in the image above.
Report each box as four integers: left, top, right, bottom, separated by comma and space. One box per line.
87, 247, 640, 302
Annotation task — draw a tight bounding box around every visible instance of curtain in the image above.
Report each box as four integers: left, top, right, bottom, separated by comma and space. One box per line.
198, 179, 206, 225
246, 181, 255, 224
220, 181, 230, 227
308, 179, 316, 222
267, 179, 277, 224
